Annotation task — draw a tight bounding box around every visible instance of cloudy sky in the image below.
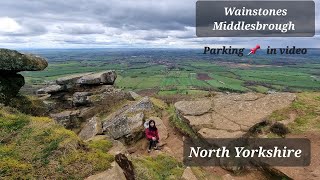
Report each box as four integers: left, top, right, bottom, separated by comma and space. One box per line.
0, 0, 318, 49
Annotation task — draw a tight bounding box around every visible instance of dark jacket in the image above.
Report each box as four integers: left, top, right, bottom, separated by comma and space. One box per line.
145, 128, 159, 141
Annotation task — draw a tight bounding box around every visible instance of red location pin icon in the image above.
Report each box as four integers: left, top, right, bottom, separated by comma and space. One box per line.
248, 44, 261, 55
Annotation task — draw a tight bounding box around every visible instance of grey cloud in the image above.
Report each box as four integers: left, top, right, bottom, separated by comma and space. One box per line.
0, 0, 318, 48
0, 19, 47, 36
55, 24, 105, 35
0, 0, 195, 32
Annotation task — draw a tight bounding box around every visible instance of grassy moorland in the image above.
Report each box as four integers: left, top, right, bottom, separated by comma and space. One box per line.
0, 106, 114, 179
20, 48, 320, 95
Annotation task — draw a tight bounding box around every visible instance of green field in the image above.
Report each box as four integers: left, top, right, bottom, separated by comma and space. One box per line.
21, 49, 320, 95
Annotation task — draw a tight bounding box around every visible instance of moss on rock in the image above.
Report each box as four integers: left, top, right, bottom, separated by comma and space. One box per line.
0, 49, 48, 72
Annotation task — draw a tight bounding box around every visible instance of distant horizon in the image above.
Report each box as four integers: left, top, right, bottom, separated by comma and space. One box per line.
11, 47, 320, 50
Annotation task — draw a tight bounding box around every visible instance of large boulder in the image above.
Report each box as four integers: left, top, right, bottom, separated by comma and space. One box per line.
77, 71, 117, 85
175, 93, 296, 143
78, 117, 102, 140
103, 112, 144, 144
56, 73, 93, 87
102, 97, 154, 144
0, 49, 48, 71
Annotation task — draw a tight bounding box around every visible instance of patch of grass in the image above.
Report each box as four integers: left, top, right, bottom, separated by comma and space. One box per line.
0, 106, 114, 179
39, 138, 63, 165
0, 113, 29, 133
8, 95, 48, 116
268, 92, 320, 133
191, 167, 221, 180
269, 108, 291, 122
150, 97, 168, 110
60, 148, 114, 175
0, 109, 30, 143
133, 154, 184, 180
0, 157, 32, 178
88, 139, 113, 152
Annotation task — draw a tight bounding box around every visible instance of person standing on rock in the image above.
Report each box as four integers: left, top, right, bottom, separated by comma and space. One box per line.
145, 120, 159, 153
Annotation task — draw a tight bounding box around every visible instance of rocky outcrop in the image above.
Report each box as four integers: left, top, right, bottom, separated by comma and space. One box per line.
37, 69, 154, 145
0, 49, 47, 103
36, 71, 117, 96
37, 70, 135, 131
36, 72, 130, 112
36, 69, 153, 146
102, 97, 154, 144
175, 93, 296, 142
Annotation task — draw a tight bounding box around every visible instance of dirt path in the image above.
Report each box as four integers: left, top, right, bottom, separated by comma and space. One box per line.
129, 111, 185, 159
160, 111, 185, 160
